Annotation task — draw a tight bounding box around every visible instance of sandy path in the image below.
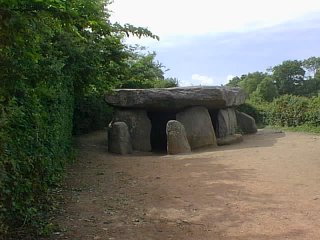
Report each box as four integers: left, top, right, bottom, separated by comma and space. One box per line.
51, 129, 320, 240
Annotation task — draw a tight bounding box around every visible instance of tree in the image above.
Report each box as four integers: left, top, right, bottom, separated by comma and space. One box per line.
239, 72, 267, 95
303, 56, 320, 77
115, 49, 178, 89
251, 77, 279, 102
227, 76, 242, 87
226, 72, 267, 96
272, 60, 305, 95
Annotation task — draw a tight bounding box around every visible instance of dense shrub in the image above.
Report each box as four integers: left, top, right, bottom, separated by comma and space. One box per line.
242, 95, 320, 130
0, 83, 73, 236
237, 102, 269, 126
0, 0, 174, 237
238, 95, 319, 129
73, 94, 113, 134
306, 97, 320, 126
267, 95, 309, 127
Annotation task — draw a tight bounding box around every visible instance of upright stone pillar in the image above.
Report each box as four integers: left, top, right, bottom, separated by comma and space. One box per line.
236, 110, 257, 134
166, 120, 191, 155
217, 108, 237, 138
113, 109, 152, 152
108, 122, 132, 154
176, 106, 217, 149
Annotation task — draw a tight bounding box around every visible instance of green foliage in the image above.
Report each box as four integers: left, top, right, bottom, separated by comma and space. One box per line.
72, 47, 178, 134
227, 57, 320, 102
115, 50, 178, 89
251, 77, 279, 102
238, 72, 267, 95
268, 95, 309, 127
0, 0, 169, 237
245, 95, 320, 130
153, 77, 179, 88
303, 56, 320, 77
0, 1, 77, 235
238, 94, 320, 133
73, 94, 113, 134
305, 97, 320, 126
0, 84, 73, 237
226, 56, 320, 132
237, 101, 269, 126
226, 76, 242, 87
113, 23, 160, 40
272, 60, 305, 95
281, 125, 320, 134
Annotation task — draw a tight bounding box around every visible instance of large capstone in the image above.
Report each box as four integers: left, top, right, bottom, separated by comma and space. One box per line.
113, 109, 151, 152
176, 106, 217, 149
105, 86, 246, 111
236, 110, 258, 134
108, 122, 132, 154
217, 108, 237, 138
166, 120, 191, 155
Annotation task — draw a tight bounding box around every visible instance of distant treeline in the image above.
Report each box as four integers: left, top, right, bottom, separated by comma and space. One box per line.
230, 57, 320, 130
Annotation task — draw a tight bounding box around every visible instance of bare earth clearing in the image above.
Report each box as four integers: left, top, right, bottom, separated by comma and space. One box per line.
51, 129, 320, 240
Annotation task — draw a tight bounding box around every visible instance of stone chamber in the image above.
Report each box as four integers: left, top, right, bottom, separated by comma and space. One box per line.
105, 87, 258, 155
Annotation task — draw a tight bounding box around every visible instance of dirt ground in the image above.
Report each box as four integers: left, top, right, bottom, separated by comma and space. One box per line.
50, 129, 320, 240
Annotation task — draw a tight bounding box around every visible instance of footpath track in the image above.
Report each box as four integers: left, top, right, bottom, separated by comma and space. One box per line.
51, 129, 320, 240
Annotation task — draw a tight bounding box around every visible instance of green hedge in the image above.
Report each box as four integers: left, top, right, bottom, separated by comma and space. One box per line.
237, 101, 269, 126
267, 95, 320, 127
268, 95, 309, 127
0, 82, 74, 237
240, 95, 320, 129
73, 94, 113, 135
306, 97, 320, 126
0, 0, 175, 237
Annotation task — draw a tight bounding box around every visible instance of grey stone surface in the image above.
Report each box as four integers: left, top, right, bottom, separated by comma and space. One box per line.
176, 106, 217, 149
217, 108, 237, 138
113, 109, 151, 152
236, 111, 258, 134
108, 122, 132, 154
166, 120, 191, 155
217, 134, 243, 146
105, 86, 246, 110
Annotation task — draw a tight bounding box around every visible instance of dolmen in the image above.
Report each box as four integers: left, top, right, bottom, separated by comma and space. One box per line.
105, 86, 257, 155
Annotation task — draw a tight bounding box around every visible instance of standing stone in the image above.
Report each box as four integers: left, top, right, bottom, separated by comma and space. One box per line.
166, 120, 191, 155
176, 106, 217, 149
113, 109, 151, 151
108, 122, 132, 154
217, 108, 237, 138
236, 111, 258, 134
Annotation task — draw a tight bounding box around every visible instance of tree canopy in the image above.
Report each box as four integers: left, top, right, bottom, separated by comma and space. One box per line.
227, 57, 320, 102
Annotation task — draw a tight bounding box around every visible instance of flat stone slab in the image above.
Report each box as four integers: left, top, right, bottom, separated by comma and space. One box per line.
105, 86, 246, 110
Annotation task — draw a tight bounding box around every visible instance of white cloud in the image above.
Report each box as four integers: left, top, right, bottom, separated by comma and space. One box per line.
178, 74, 212, 87
191, 74, 214, 86
179, 74, 234, 87
110, 0, 320, 39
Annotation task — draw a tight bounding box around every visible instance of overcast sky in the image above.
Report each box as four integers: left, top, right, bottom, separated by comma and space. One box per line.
110, 0, 320, 86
